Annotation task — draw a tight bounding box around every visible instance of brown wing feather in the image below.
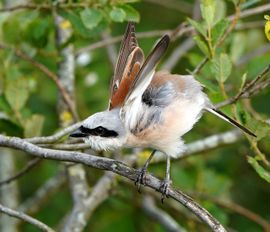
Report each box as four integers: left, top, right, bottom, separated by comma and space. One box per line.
109, 22, 144, 109
110, 47, 144, 109
110, 22, 141, 99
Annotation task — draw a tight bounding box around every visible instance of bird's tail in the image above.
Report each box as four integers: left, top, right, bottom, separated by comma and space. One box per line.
206, 108, 256, 137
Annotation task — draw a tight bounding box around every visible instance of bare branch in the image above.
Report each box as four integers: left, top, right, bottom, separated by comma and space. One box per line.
0, 135, 227, 232
228, 3, 270, 20
142, 195, 187, 232
26, 122, 82, 144
0, 203, 55, 232
75, 29, 172, 55
0, 2, 98, 12
0, 148, 19, 231
61, 172, 116, 232
191, 192, 270, 232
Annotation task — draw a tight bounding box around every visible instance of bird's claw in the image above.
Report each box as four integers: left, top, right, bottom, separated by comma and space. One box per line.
159, 179, 171, 203
135, 167, 147, 193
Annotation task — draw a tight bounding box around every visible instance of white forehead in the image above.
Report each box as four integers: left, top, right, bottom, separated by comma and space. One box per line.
83, 109, 122, 130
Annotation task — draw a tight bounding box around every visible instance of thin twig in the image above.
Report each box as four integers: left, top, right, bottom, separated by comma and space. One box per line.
193, 2, 241, 75
0, 43, 78, 120
0, 134, 227, 232
0, 158, 41, 187
0, 203, 55, 232
216, 2, 241, 47
26, 121, 82, 144
76, 3, 270, 56
215, 63, 270, 108
75, 29, 172, 55
192, 57, 209, 75
191, 192, 270, 232
228, 3, 270, 20
0, 3, 97, 12
142, 195, 187, 232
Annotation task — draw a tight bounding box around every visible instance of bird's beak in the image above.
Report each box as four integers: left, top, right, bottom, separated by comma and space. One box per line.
69, 128, 88, 138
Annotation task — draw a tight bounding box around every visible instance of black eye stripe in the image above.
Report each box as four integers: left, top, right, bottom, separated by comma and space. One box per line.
80, 126, 118, 137
80, 126, 93, 134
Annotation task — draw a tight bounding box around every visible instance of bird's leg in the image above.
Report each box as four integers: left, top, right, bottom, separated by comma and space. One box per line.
160, 156, 171, 203
135, 150, 156, 192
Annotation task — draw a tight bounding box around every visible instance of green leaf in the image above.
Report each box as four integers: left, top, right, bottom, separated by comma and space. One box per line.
211, 53, 232, 82
248, 119, 270, 141
4, 68, 29, 112
248, 156, 270, 183
0, 118, 23, 136
198, 77, 219, 92
0, 75, 3, 95
120, 5, 140, 22
239, 73, 247, 91
236, 104, 270, 140
24, 17, 50, 48
214, 0, 227, 23
5, 78, 29, 112
3, 17, 21, 44
0, 95, 12, 114
200, 0, 216, 27
193, 35, 210, 56
187, 18, 206, 37
24, 114, 45, 138
60, 10, 90, 36
110, 7, 126, 22
212, 19, 229, 45
80, 8, 103, 30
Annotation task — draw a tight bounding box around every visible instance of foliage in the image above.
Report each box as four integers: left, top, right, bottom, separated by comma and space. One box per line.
0, 0, 269, 232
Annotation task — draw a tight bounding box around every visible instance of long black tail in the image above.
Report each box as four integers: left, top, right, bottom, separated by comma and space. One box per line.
206, 108, 256, 137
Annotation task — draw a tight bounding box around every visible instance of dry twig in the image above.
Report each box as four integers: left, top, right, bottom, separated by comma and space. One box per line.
0, 203, 55, 232
0, 134, 227, 232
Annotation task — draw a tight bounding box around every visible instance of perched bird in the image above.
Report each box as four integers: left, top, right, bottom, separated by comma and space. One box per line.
70, 22, 256, 201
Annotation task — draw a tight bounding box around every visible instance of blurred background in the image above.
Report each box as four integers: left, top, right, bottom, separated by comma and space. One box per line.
0, 0, 270, 231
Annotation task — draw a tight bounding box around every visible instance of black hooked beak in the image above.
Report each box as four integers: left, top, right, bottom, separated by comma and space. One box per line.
69, 127, 88, 138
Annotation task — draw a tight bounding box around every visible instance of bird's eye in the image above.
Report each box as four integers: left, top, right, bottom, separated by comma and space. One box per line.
96, 126, 104, 134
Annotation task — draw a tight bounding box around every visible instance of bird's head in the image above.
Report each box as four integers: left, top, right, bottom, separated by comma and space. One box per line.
70, 109, 127, 151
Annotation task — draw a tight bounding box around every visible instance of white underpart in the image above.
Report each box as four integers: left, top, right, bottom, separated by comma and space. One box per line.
83, 135, 126, 151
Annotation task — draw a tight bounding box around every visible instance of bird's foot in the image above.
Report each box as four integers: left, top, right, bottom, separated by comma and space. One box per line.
159, 178, 172, 203
135, 167, 147, 193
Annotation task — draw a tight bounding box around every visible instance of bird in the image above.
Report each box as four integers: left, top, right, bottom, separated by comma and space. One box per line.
70, 22, 256, 201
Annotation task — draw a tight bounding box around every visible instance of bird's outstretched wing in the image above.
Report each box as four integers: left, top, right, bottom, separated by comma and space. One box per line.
121, 35, 170, 130
109, 22, 144, 109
